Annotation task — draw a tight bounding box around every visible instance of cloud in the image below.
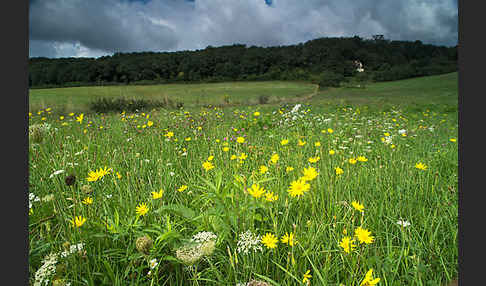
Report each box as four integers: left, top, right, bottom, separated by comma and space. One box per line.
29, 0, 458, 58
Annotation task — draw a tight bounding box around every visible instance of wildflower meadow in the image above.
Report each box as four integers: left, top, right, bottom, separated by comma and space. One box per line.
28, 74, 458, 285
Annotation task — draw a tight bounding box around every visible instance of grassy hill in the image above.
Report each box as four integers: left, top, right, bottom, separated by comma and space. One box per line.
29, 72, 458, 114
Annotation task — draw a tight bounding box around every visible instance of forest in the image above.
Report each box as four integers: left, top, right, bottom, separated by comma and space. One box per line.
28, 35, 457, 88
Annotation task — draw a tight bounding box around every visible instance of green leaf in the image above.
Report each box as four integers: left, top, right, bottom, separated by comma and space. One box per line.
103, 260, 116, 284
155, 204, 196, 220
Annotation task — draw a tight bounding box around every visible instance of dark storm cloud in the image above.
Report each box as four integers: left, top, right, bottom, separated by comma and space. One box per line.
29, 0, 179, 56
29, 0, 458, 58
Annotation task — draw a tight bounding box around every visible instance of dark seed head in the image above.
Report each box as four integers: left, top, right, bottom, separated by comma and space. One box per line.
65, 174, 76, 186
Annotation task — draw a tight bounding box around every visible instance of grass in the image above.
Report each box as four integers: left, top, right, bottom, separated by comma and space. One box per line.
29, 81, 317, 114
28, 73, 458, 286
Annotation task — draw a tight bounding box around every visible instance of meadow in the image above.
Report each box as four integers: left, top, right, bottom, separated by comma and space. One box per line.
28, 73, 458, 286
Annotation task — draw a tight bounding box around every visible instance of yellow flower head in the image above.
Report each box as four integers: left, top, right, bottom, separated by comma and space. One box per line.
351, 201, 364, 212
339, 236, 356, 254
264, 191, 278, 202
253, 111, 260, 116
70, 216, 87, 228
286, 166, 294, 172
238, 153, 248, 161
82, 197, 93, 205
261, 233, 278, 249
259, 165, 269, 174
298, 139, 306, 146
152, 189, 164, 199
308, 156, 320, 163
301, 167, 318, 181
147, 121, 153, 127
236, 137, 245, 143
280, 232, 296, 246
327, 128, 334, 133
281, 139, 289, 146
357, 156, 368, 162
177, 185, 188, 192
335, 167, 344, 175
248, 184, 266, 198
165, 131, 174, 138
354, 226, 374, 244
302, 270, 312, 283
314, 141, 321, 147
223, 147, 230, 152
136, 203, 149, 216
360, 269, 380, 286
329, 150, 336, 155
349, 158, 357, 164
76, 113, 84, 124
287, 178, 310, 197
202, 161, 215, 171
415, 162, 427, 171
270, 153, 280, 164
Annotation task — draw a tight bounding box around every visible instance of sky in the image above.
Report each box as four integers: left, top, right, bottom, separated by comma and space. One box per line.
29, 0, 458, 58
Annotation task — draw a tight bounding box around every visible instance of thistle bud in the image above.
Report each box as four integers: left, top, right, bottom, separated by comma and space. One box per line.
135, 236, 153, 255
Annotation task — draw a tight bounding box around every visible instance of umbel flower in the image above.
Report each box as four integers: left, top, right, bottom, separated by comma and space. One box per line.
237, 230, 262, 254
176, 231, 217, 265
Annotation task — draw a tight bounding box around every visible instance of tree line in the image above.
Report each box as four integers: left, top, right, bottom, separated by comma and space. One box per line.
28, 35, 457, 88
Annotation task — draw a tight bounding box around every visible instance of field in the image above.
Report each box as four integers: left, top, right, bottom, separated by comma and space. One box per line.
28, 73, 458, 286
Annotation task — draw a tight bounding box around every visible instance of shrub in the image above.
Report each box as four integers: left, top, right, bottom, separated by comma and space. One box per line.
318, 71, 345, 90
89, 97, 179, 113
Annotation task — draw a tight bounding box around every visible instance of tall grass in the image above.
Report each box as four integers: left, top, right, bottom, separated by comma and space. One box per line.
28, 74, 458, 286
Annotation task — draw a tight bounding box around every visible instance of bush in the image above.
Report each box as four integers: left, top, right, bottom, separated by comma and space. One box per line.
318, 71, 345, 90
258, 95, 270, 105
89, 97, 179, 113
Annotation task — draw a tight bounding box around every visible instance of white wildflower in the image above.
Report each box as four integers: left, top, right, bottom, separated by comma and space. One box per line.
60, 243, 85, 258
236, 230, 262, 255
34, 253, 58, 286
49, 169, 65, 179
191, 231, 217, 244
149, 258, 158, 269
397, 219, 411, 227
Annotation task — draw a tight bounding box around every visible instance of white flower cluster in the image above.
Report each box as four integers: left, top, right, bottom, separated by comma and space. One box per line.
29, 122, 52, 134
176, 231, 217, 265
29, 192, 40, 209
191, 231, 217, 244
33, 243, 85, 286
33, 253, 58, 286
59, 243, 85, 258
236, 230, 262, 255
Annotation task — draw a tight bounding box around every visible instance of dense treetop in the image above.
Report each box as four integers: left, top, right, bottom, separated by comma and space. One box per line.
28, 36, 457, 88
